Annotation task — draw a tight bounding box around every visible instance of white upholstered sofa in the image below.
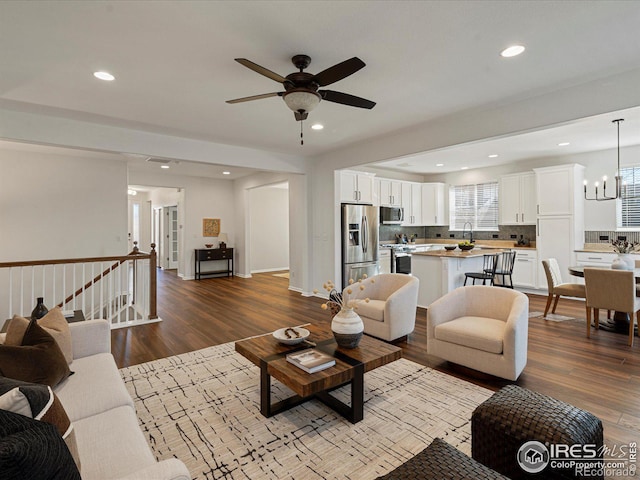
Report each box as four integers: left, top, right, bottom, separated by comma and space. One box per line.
427, 286, 529, 381
2, 319, 190, 480
346, 273, 419, 342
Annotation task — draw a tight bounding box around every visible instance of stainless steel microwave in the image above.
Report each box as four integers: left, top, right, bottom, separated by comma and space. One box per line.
380, 206, 404, 224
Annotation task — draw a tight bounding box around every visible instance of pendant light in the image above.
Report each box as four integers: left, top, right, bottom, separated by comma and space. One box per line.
584, 119, 625, 201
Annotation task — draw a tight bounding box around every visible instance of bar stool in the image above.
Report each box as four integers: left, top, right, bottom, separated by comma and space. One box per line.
493, 250, 516, 288
464, 253, 500, 286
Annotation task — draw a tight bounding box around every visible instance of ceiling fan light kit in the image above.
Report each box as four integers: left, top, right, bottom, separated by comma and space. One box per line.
227, 54, 375, 144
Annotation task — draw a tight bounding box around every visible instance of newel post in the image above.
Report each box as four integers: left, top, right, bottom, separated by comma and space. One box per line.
149, 243, 158, 319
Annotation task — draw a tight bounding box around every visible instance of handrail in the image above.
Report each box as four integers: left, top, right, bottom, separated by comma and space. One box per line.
54, 242, 154, 310
0, 242, 158, 323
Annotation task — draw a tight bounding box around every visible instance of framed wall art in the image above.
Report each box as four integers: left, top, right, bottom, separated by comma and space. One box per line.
203, 218, 221, 237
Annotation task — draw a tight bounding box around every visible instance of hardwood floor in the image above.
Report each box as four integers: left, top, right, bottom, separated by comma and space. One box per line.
112, 269, 640, 448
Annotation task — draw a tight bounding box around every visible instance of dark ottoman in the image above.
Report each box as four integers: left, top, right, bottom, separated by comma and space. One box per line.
377, 437, 510, 480
472, 385, 603, 480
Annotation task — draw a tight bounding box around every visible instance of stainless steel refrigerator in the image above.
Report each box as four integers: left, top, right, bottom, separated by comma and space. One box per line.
342, 204, 379, 288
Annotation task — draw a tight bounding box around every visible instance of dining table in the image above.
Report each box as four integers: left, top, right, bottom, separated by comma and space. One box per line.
568, 265, 640, 334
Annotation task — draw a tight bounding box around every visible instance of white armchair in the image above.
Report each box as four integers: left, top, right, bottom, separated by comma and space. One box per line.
345, 273, 419, 342
427, 285, 529, 381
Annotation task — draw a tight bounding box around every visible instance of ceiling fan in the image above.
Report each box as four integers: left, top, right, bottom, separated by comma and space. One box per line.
226, 55, 376, 121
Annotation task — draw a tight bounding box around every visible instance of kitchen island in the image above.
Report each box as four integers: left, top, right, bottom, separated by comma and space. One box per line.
412, 248, 504, 308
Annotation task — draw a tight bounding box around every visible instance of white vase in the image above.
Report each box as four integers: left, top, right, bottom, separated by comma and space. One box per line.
331, 307, 364, 348
611, 253, 635, 270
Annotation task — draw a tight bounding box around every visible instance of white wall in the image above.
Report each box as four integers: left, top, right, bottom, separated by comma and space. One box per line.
249, 185, 289, 272
128, 170, 234, 279
0, 147, 128, 261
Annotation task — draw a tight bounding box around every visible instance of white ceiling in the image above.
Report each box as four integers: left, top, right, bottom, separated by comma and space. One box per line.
2, 1, 640, 175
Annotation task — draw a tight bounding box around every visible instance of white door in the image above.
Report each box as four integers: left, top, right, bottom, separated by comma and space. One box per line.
163, 206, 179, 269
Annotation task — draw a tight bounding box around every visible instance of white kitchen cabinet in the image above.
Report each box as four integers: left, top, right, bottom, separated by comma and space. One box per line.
379, 249, 392, 274
512, 249, 538, 288
573, 251, 617, 285
401, 182, 423, 226
379, 179, 402, 206
339, 170, 375, 204
499, 172, 536, 225
421, 182, 447, 226
535, 164, 584, 216
534, 164, 585, 289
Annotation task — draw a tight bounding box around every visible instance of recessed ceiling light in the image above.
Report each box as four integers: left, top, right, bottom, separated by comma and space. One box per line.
500, 45, 525, 58
488, 154, 499, 158
161, 165, 170, 169
436, 163, 444, 167
461, 166, 469, 170
558, 142, 570, 146
311, 124, 324, 130
222, 171, 231, 175
93, 71, 115, 81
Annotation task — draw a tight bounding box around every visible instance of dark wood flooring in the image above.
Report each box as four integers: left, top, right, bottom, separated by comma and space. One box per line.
111, 269, 640, 448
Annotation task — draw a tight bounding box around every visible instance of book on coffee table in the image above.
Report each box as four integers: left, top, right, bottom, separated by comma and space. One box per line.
286, 348, 335, 373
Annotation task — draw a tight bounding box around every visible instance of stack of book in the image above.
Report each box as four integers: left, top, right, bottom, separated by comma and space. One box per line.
286, 349, 335, 373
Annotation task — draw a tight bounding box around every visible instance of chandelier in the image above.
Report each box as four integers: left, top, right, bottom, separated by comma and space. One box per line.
584, 119, 625, 201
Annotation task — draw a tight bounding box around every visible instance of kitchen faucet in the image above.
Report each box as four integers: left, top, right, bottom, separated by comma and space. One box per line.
462, 222, 474, 243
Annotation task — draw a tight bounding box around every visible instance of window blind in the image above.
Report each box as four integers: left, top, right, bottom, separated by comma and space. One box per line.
449, 181, 499, 231
619, 166, 640, 228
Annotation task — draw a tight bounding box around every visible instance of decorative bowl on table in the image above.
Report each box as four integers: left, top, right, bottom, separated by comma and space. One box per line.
444, 245, 457, 251
272, 327, 310, 345
458, 242, 475, 251
205, 244, 214, 248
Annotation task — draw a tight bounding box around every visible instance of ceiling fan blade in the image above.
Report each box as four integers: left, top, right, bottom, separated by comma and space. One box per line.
319, 90, 376, 109
313, 57, 366, 87
294, 111, 308, 121
234, 58, 287, 83
226, 92, 283, 104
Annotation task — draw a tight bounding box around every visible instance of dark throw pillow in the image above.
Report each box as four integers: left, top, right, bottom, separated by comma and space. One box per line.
0, 376, 80, 471
0, 321, 71, 387
0, 408, 81, 480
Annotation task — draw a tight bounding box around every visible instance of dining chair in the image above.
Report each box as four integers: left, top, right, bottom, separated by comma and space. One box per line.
464, 253, 500, 286
583, 267, 640, 346
541, 258, 586, 317
492, 250, 517, 288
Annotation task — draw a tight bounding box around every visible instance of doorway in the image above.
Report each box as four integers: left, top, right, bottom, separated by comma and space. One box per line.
162, 205, 178, 270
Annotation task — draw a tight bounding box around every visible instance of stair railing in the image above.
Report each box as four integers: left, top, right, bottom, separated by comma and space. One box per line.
0, 243, 157, 328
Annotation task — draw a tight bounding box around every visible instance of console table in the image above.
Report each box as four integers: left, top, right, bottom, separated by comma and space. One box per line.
194, 248, 234, 279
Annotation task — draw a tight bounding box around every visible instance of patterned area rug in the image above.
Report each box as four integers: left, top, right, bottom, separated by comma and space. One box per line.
120, 342, 493, 480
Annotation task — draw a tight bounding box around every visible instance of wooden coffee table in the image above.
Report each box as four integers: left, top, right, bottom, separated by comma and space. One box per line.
235, 323, 402, 423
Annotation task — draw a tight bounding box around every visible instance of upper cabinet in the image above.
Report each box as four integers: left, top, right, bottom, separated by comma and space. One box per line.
401, 182, 423, 226
339, 171, 375, 204
499, 172, 536, 225
535, 164, 585, 216
379, 179, 402, 207
421, 182, 447, 226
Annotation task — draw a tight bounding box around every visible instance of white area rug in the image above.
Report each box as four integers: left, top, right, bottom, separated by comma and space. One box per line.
120, 342, 493, 479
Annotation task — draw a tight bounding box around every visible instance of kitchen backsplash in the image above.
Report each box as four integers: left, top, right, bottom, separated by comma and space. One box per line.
379, 225, 536, 243
585, 230, 640, 244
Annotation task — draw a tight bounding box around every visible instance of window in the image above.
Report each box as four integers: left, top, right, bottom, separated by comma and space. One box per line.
449, 181, 499, 231
618, 165, 640, 229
